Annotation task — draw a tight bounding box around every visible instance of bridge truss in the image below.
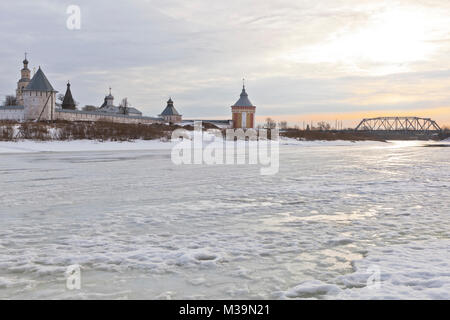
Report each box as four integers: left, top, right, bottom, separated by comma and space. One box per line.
355, 117, 441, 132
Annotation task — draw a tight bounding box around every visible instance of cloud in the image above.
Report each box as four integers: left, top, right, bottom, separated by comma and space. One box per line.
0, 0, 449, 125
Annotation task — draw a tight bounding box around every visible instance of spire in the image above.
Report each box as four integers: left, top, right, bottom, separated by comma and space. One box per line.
232, 81, 254, 107
62, 81, 76, 110
105, 87, 114, 106
106, 87, 114, 99
240, 78, 248, 97
23, 52, 29, 65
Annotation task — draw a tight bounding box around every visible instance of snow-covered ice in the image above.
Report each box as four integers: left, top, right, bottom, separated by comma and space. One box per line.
0, 139, 448, 299
0, 136, 389, 154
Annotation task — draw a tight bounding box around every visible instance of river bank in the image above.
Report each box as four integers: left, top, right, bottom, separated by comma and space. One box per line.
1, 121, 448, 143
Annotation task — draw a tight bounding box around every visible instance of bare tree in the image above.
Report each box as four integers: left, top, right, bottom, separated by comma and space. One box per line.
57, 94, 65, 103
278, 121, 288, 130
119, 98, 129, 115
4, 95, 17, 106
265, 117, 276, 129
317, 121, 331, 131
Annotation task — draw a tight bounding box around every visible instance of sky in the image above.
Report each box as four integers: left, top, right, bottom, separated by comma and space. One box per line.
1, 0, 450, 128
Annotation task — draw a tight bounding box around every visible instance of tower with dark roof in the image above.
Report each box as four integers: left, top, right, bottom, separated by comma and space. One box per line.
62, 81, 76, 110
231, 81, 256, 129
159, 98, 182, 123
16, 53, 31, 105
23, 66, 57, 120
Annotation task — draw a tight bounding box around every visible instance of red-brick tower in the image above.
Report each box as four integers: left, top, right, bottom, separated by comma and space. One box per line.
231, 81, 256, 129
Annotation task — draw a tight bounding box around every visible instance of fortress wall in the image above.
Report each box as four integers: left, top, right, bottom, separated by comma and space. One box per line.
0, 108, 24, 121
54, 110, 162, 125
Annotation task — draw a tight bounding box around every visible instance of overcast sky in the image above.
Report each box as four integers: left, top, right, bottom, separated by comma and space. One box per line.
1, 0, 450, 126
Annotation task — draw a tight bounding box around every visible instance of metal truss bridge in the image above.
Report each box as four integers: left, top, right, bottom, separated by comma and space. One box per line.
355, 117, 441, 132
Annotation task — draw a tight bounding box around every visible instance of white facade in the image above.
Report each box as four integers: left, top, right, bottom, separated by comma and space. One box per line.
23, 90, 56, 121
0, 56, 172, 124
55, 109, 161, 124
0, 107, 24, 121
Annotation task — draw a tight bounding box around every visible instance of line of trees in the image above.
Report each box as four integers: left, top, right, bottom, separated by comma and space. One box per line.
260, 118, 337, 131
3, 95, 17, 106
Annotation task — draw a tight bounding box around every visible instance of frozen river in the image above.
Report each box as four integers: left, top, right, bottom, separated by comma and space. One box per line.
0, 140, 449, 299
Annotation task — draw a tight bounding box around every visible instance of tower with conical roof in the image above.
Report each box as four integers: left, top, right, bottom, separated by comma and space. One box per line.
159, 98, 182, 123
62, 81, 76, 110
16, 53, 31, 105
23, 66, 58, 120
231, 80, 256, 129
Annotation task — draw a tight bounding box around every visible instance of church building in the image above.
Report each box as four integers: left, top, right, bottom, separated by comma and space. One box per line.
98, 88, 143, 117
61, 82, 76, 110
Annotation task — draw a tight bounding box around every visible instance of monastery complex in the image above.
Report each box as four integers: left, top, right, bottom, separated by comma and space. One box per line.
0, 55, 256, 129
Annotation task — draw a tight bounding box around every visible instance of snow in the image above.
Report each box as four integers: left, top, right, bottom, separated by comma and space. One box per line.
0, 136, 387, 154
282, 280, 341, 299
336, 240, 450, 299
0, 139, 176, 154
281, 240, 450, 300
0, 138, 448, 299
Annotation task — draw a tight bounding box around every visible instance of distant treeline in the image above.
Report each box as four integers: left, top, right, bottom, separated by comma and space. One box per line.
0, 121, 448, 142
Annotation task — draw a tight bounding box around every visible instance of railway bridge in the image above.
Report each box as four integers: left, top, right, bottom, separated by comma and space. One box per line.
355, 117, 441, 133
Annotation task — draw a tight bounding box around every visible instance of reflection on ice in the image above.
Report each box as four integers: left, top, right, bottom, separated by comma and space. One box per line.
262, 209, 378, 226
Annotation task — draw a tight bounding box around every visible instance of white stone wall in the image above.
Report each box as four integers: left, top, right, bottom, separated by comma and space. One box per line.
0, 108, 24, 121
55, 110, 161, 124
23, 91, 56, 121
162, 115, 182, 123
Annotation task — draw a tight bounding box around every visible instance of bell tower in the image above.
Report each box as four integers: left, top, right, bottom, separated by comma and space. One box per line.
16, 53, 31, 105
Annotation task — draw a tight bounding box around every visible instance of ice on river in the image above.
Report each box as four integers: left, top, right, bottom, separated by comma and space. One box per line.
0, 140, 448, 299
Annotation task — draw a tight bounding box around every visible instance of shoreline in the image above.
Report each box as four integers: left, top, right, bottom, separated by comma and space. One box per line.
0, 138, 445, 155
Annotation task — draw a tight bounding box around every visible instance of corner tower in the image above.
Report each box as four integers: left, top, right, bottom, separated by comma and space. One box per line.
23, 67, 57, 121
159, 98, 182, 124
231, 81, 256, 129
16, 53, 31, 105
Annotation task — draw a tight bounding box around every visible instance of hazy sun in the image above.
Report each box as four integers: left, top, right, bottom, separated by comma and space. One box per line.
284, 6, 438, 74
